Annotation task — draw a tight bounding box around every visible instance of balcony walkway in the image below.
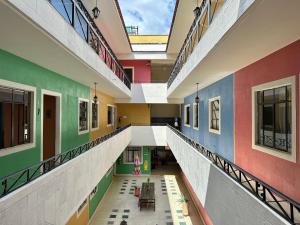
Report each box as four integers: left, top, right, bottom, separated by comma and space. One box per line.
90, 167, 204, 225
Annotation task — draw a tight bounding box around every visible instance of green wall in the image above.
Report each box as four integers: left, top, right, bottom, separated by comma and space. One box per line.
116, 146, 151, 175
89, 168, 113, 218
0, 49, 90, 178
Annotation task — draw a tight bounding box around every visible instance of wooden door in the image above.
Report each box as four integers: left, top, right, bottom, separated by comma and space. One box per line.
43, 95, 56, 160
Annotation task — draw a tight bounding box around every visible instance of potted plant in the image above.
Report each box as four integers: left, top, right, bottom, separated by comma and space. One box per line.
178, 193, 189, 216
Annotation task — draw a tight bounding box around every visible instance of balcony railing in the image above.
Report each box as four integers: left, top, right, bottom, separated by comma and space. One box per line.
0, 125, 131, 198
167, 125, 300, 225
167, 0, 224, 88
48, 0, 131, 89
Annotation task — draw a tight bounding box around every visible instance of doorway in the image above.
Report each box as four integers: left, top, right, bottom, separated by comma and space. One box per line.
41, 90, 61, 161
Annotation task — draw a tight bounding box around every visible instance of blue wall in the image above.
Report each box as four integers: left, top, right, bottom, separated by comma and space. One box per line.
181, 75, 234, 161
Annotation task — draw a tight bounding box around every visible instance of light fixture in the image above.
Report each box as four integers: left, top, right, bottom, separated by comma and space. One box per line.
193, 0, 201, 18
195, 82, 199, 104
93, 82, 98, 104
92, 0, 100, 19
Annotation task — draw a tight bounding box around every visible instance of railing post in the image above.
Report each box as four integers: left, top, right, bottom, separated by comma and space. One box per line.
72, 0, 75, 27
26, 169, 30, 182
207, 0, 211, 25
2, 179, 7, 196
290, 203, 294, 223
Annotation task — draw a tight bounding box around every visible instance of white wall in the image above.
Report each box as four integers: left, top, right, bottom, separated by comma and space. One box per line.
116, 83, 183, 103
130, 126, 166, 146
0, 127, 131, 225
0, 126, 293, 225
166, 127, 290, 225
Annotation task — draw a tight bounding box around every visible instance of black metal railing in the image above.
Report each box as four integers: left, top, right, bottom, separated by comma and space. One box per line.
0, 125, 131, 198
167, 0, 224, 88
48, 0, 131, 89
167, 125, 300, 225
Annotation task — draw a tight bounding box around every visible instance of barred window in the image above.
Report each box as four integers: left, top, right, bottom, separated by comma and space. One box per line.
184, 105, 190, 126
256, 85, 292, 152
0, 86, 33, 149
209, 97, 220, 133
193, 103, 199, 129
91, 102, 98, 129
79, 99, 89, 133
107, 105, 115, 126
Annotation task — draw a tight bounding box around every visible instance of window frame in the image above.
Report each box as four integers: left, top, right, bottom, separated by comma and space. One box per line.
78, 98, 89, 135
193, 103, 199, 130
208, 96, 221, 135
251, 76, 296, 162
184, 104, 191, 127
0, 79, 36, 157
123, 146, 143, 164
123, 66, 134, 83
107, 104, 116, 127
90, 101, 99, 131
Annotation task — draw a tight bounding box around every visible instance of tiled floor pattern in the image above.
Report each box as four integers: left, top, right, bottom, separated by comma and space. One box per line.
90, 175, 203, 225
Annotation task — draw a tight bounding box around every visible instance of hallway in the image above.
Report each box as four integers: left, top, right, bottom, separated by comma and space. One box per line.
90, 173, 204, 225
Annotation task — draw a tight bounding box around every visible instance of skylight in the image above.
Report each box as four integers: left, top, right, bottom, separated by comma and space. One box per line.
118, 0, 177, 51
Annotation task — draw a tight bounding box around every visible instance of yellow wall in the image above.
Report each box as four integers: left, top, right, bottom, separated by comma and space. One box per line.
117, 104, 150, 127
66, 203, 89, 225
129, 35, 168, 44
90, 90, 116, 140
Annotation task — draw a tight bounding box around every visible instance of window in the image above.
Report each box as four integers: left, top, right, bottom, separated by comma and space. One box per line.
0, 85, 34, 150
123, 146, 142, 164
184, 104, 190, 127
252, 76, 296, 162
91, 102, 99, 130
78, 98, 89, 134
107, 105, 116, 127
193, 103, 199, 130
124, 67, 134, 83
209, 96, 221, 134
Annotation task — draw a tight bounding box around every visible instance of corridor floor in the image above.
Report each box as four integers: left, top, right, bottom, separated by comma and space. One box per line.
89, 174, 204, 225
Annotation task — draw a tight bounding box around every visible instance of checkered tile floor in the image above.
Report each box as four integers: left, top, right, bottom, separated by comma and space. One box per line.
90, 175, 203, 225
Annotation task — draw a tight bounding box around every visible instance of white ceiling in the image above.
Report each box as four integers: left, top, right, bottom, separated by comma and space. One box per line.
167, 0, 199, 54
82, 0, 131, 54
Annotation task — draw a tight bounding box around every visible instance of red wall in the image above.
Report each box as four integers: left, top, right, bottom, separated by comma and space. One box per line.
121, 60, 151, 83
180, 171, 214, 225
235, 39, 300, 202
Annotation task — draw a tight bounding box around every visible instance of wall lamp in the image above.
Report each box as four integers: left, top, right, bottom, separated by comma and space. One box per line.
93, 82, 98, 104
92, 0, 100, 19
195, 82, 199, 104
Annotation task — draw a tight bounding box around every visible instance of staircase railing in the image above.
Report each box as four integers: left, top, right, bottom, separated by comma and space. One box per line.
167, 125, 300, 225
0, 125, 131, 198
47, 0, 131, 89
167, 0, 224, 88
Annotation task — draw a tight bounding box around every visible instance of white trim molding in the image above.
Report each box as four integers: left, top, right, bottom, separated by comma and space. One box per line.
193, 103, 199, 130
208, 96, 221, 135
251, 76, 296, 162
78, 98, 90, 135
40, 89, 62, 161
0, 79, 36, 157
184, 104, 191, 127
